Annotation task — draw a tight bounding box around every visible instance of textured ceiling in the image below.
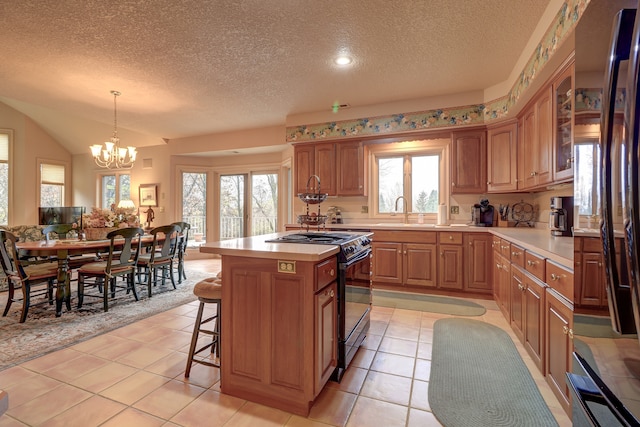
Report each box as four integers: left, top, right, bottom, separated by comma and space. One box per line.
0, 0, 553, 154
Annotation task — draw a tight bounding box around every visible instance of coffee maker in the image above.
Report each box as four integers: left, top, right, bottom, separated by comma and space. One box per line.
472, 198, 494, 227
549, 196, 573, 236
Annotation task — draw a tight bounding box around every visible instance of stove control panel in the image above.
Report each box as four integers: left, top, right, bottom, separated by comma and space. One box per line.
340, 235, 372, 261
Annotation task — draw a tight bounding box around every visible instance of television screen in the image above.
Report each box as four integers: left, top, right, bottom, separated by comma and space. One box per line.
38, 207, 85, 228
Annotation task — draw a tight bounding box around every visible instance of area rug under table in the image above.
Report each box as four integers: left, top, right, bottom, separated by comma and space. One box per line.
372, 289, 486, 316
0, 271, 211, 370
429, 318, 558, 427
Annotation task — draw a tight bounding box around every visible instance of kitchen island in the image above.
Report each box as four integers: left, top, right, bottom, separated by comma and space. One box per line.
200, 231, 371, 416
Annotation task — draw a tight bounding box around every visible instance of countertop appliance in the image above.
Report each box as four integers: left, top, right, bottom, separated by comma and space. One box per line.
567, 6, 640, 426
265, 232, 372, 381
549, 196, 573, 236
472, 199, 494, 227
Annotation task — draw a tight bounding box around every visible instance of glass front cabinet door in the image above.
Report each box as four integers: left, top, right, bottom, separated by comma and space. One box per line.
553, 60, 574, 182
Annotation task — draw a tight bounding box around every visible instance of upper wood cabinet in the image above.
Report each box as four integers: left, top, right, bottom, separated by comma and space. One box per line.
294, 141, 366, 197
336, 141, 366, 196
450, 129, 487, 194
487, 121, 518, 192
294, 142, 336, 195
552, 61, 574, 182
520, 88, 553, 190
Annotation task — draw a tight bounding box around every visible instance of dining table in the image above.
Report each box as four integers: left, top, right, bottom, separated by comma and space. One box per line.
16, 236, 155, 317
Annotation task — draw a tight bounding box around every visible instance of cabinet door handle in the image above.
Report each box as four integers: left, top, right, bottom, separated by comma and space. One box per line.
403, 250, 407, 255
449, 235, 453, 240
550, 273, 559, 281
330, 269, 335, 277
330, 290, 335, 298
487, 181, 491, 185
496, 263, 501, 270
568, 328, 574, 339
441, 252, 445, 257
562, 325, 569, 335
452, 182, 456, 187
527, 260, 536, 266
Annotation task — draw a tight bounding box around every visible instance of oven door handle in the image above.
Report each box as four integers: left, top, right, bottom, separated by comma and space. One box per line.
341, 248, 371, 267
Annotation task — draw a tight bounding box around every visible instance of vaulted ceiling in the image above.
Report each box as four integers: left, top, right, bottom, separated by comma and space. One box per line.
0, 1, 554, 155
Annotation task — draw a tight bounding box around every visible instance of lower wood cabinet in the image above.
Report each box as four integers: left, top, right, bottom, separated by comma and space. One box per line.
495, 235, 574, 416
221, 255, 337, 416
371, 231, 437, 289
574, 235, 619, 311
315, 281, 337, 395
493, 252, 510, 319
465, 233, 492, 292
522, 272, 545, 371
438, 244, 463, 289
545, 288, 574, 414
371, 230, 490, 295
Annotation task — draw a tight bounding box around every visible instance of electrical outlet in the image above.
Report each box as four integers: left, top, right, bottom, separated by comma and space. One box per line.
361, 205, 368, 214
450, 205, 459, 215
278, 260, 296, 274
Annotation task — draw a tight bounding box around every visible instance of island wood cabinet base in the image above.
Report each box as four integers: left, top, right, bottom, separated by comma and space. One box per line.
220, 255, 337, 416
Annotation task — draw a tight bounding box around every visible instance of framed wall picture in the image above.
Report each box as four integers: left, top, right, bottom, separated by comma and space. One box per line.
139, 184, 158, 207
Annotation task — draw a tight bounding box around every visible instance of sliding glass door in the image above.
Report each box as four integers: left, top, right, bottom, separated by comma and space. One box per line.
219, 172, 278, 240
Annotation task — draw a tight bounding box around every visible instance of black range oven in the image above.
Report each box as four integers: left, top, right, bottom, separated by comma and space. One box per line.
265, 231, 372, 381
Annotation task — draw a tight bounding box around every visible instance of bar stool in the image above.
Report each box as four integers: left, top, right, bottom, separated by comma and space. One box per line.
185, 276, 222, 377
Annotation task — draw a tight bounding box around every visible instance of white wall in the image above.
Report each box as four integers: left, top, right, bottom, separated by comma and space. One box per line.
0, 102, 72, 225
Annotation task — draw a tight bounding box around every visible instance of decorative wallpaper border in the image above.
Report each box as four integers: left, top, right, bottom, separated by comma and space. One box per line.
575, 88, 625, 113
286, 0, 591, 143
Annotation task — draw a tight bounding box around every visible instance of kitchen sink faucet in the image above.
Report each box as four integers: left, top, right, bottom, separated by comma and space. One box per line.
394, 196, 409, 224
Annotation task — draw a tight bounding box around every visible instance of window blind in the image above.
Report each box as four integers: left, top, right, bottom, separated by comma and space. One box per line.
0, 134, 8, 162
41, 164, 65, 185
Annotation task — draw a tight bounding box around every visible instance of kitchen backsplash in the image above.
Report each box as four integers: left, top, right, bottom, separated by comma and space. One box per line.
293, 186, 574, 228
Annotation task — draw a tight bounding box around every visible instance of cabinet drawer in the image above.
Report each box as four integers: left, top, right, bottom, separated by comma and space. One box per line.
374, 230, 436, 244
499, 239, 511, 257
525, 251, 545, 281
546, 260, 574, 302
582, 237, 602, 253
491, 237, 502, 253
510, 243, 525, 268
316, 257, 337, 291
439, 231, 463, 245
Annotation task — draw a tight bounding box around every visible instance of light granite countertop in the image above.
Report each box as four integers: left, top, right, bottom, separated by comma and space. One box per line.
200, 231, 372, 262
207, 224, 573, 269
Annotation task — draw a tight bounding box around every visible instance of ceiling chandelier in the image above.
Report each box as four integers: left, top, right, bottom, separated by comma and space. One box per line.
90, 90, 137, 169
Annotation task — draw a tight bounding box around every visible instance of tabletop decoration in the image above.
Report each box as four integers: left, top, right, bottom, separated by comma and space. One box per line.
82, 207, 140, 240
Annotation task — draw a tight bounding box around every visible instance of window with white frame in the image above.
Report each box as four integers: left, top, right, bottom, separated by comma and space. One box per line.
40, 163, 65, 207
575, 141, 600, 217
0, 132, 9, 225
371, 140, 446, 219
99, 172, 131, 209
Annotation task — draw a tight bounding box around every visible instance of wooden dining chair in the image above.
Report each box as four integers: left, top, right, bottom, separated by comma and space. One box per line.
171, 221, 190, 284
76, 227, 145, 312
0, 230, 59, 323
137, 224, 180, 297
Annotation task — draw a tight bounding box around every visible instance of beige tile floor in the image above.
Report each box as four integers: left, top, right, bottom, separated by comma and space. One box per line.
0, 258, 577, 426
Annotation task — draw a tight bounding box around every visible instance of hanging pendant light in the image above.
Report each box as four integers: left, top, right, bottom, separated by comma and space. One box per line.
90, 90, 137, 169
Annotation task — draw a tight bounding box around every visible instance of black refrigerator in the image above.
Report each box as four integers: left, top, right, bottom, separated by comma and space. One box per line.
568, 6, 640, 426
